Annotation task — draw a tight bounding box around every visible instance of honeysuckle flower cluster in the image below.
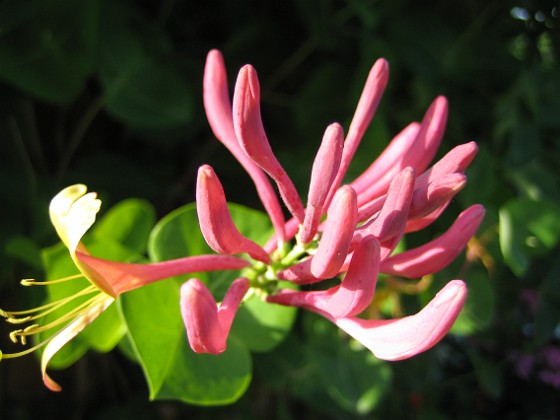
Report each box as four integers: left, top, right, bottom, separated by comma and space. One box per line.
182, 50, 484, 358
0, 49, 484, 391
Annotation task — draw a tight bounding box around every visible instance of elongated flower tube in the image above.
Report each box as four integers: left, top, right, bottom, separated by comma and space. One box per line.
181, 278, 249, 354
0, 185, 250, 391
197, 164, 271, 263
233, 64, 305, 222
204, 50, 287, 242
300, 123, 344, 244
187, 50, 486, 364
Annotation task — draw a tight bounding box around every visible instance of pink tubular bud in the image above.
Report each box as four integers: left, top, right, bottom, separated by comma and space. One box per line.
300, 123, 344, 243
311, 186, 358, 279
324, 58, 390, 211
268, 236, 380, 318
181, 278, 249, 354
203, 50, 287, 242
416, 141, 478, 186
409, 173, 467, 219
233, 65, 305, 222
356, 96, 448, 206
196, 165, 271, 264
356, 167, 415, 260
333, 280, 467, 360
380, 204, 485, 278
351, 122, 421, 195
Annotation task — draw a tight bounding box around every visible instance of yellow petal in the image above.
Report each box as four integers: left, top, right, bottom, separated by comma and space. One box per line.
41, 294, 114, 391
49, 184, 101, 255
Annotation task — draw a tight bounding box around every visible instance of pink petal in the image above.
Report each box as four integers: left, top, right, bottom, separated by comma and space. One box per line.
351, 122, 421, 194
322, 236, 380, 318
76, 252, 251, 296
380, 204, 485, 278
324, 58, 390, 211
233, 65, 305, 222
408, 173, 467, 220
310, 186, 358, 278
355, 96, 448, 206
300, 123, 344, 243
356, 167, 415, 259
203, 50, 287, 241
268, 236, 380, 318
333, 280, 467, 360
197, 164, 271, 263
180, 278, 249, 354
415, 141, 478, 187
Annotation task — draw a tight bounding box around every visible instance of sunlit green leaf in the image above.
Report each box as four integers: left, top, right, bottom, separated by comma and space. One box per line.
92, 198, 155, 255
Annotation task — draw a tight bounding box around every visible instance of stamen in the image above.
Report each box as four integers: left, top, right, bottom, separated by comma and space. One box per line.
19, 292, 104, 337
21, 273, 84, 286
1, 336, 55, 360
0, 285, 98, 321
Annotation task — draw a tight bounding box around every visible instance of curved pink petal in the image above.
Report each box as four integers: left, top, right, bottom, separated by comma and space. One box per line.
76, 252, 251, 296
180, 278, 249, 354
355, 96, 448, 206
324, 58, 390, 210
351, 122, 421, 194
356, 167, 415, 259
415, 141, 478, 187
310, 186, 357, 278
233, 65, 305, 222
203, 50, 287, 241
380, 204, 485, 278
322, 236, 380, 318
408, 173, 467, 220
269, 236, 380, 318
300, 123, 344, 243
197, 165, 271, 263
333, 280, 467, 360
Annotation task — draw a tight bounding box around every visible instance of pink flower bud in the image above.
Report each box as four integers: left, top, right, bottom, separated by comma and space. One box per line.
380, 204, 485, 278
181, 278, 249, 354
356, 167, 415, 259
233, 65, 305, 222
409, 173, 467, 220
300, 123, 344, 243
196, 165, 271, 263
311, 186, 358, 278
203, 50, 287, 242
333, 280, 467, 360
355, 96, 448, 206
268, 236, 380, 318
324, 58, 390, 211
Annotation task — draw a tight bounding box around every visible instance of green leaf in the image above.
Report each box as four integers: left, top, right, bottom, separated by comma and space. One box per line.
92, 198, 156, 255
231, 284, 297, 353
0, 0, 97, 103
119, 277, 252, 405
98, 1, 193, 131
447, 267, 495, 336
298, 314, 392, 415
499, 197, 560, 276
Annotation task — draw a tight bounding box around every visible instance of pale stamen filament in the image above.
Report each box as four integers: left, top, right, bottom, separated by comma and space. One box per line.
20, 273, 84, 286
13, 292, 106, 340
1, 284, 98, 323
